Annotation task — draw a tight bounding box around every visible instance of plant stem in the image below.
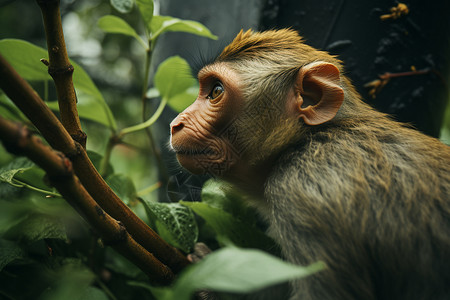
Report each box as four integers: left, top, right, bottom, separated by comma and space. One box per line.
137, 181, 162, 197
99, 136, 116, 177
119, 97, 168, 138
11, 178, 61, 197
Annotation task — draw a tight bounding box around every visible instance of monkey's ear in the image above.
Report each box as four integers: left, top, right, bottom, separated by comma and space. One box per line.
295, 62, 344, 125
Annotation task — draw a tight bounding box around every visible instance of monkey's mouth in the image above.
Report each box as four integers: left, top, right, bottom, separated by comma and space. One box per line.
174, 147, 219, 157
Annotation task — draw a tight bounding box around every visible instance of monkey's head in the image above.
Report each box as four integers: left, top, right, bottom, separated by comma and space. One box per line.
170, 29, 345, 179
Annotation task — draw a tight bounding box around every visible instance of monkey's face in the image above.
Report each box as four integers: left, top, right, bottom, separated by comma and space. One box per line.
170, 63, 244, 176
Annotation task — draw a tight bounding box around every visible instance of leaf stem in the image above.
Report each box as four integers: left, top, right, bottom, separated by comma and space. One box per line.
137, 181, 162, 197
119, 97, 168, 138
11, 178, 61, 197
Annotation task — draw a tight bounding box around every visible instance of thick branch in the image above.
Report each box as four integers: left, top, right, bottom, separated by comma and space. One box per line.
36, 0, 86, 147
0, 117, 173, 284
0, 55, 190, 273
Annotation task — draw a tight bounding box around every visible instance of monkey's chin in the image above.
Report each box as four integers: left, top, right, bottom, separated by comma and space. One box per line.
175, 153, 210, 175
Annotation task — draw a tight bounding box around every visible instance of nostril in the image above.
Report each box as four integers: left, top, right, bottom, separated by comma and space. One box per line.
171, 122, 184, 135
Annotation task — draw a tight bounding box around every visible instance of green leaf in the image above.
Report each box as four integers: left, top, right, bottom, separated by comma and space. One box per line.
181, 200, 276, 252
154, 56, 196, 100
145, 246, 325, 300
0, 39, 117, 130
110, 0, 134, 13
97, 15, 147, 49
140, 200, 198, 253
167, 86, 197, 113
440, 99, 450, 145
106, 173, 137, 205
4, 214, 67, 243
136, 0, 154, 33
0, 157, 34, 184
105, 248, 143, 278
0, 92, 29, 122
151, 16, 217, 41
0, 239, 26, 271
201, 179, 260, 225
86, 150, 114, 176
0, 39, 50, 81
39, 260, 97, 300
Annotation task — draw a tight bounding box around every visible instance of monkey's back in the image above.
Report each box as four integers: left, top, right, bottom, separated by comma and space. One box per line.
265, 115, 450, 300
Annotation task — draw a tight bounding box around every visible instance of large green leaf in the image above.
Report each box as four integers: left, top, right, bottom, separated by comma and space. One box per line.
39, 260, 102, 300
0, 39, 117, 129
134, 246, 325, 300
0, 239, 26, 272
154, 56, 196, 100
146, 85, 197, 113
141, 200, 198, 253
110, 0, 134, 13
4, 214, 67, 243
136, 0, 154, 33
151, 15, 217, 41
97, 15, 147, 48
167, 86, 197, 113
181, 201, 275, 252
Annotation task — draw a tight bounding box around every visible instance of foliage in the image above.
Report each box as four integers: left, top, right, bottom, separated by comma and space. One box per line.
0, 0, 323, 299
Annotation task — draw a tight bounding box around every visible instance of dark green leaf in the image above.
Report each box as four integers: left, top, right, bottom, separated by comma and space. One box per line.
181, 200, 275, 252
154, 56, 196, 100
0, 239, 26, 271
110, 0, 134, 13
106, 173, 137, 205
86, 150, 114, 176
0, 92, 29, 122
151, 16, 217, 41
4, 214, 67, 243
141, 200, 198, 253
136, 0, 154, 33
39, 260, 97, 300
105, 248, 143, 278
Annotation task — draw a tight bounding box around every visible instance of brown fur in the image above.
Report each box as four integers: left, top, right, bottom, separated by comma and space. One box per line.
219, 30, 450, 299
223, 30, 450, 300
172, 29, 450, 299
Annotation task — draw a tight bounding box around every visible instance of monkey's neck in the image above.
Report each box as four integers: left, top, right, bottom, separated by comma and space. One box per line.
224, 159, 274, 200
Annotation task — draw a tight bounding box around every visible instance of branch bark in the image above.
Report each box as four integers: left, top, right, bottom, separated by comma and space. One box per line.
36, 0, 86, 148
0, 117, 173, 285
0, 54, 189, 274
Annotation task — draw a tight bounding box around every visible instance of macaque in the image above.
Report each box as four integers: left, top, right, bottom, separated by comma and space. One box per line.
169, 29, 450, 299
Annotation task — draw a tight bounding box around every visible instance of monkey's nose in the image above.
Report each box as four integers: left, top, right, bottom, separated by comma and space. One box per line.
171, 122, 184, 135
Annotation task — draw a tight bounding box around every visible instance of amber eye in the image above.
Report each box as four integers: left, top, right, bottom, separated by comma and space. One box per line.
208, 83, 224, 101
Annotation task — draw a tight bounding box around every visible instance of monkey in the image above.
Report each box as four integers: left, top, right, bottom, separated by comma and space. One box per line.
169, 29, 450, 299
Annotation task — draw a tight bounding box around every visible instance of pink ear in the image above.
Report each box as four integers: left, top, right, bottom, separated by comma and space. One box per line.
296, 62, 344, 125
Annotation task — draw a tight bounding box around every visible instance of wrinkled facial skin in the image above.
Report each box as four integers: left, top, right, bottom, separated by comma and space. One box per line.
170, 63, 243, 176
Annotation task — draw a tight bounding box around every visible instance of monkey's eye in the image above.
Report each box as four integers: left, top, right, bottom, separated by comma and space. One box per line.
208, 83, 224, 101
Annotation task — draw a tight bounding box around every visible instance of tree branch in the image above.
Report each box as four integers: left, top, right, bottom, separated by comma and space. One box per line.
0, 117, 173, 285
0, 54, 189, 273
36, 0, 86, 147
